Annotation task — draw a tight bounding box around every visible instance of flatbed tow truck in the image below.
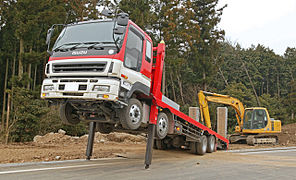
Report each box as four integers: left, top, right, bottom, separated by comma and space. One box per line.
41, 10, 228, 169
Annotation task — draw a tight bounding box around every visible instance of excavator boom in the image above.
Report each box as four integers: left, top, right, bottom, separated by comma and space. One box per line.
198, 91, 245, 131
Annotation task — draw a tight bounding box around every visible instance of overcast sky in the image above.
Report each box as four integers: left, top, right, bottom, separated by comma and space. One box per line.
217, 0, 296, 55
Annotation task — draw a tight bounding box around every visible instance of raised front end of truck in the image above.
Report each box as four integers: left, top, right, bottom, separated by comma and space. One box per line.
42, 59, 122, 102
41, 13, 154, 132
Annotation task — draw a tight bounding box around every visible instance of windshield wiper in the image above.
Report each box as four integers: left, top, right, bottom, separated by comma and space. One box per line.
86, 42, 104, 50
54, 42, 116, 52
69, 43, 85, 50
54, 42, 82, 52
86, 42, 117, 50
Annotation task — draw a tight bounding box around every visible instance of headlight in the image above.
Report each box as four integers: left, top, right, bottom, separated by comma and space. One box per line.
43, 85, 54, 91
93, 85, 110, 92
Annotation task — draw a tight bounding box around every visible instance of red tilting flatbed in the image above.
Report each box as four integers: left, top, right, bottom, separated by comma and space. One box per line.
143, 41, 228, 168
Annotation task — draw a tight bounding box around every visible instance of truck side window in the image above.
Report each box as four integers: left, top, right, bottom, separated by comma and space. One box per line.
145, 40, 152, 63
124, 27, 143, 71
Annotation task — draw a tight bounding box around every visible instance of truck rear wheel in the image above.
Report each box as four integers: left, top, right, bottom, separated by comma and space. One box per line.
206, 135, 216, 153
155, 112, 169, 139
196, 135, 207, 155
96, 123, 114, 134
190, 142, 197, 154
59, 102, 80, 125
120, 98, 143, 130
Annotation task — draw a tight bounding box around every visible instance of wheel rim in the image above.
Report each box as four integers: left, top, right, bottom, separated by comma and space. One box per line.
129, 104, 141, 124
158, 117, 168, 136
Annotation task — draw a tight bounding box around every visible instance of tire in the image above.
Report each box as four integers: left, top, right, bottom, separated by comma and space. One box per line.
59, 102, 80, 125
196, 135, 207, 155
155, 139, 167, 150
154, 137, 172, 150
165, 138, 173, 149
206, 135, 216, 153
96, 123, 114, 134
190, 142, 197, 154
120, 98, 143, 130
155, 112, 169, 140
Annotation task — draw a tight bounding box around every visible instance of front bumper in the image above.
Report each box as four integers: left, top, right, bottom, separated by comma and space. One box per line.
41, 77, 120, 101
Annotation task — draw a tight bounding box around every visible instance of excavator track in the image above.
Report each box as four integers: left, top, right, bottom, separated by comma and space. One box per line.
246, 134, 278, 146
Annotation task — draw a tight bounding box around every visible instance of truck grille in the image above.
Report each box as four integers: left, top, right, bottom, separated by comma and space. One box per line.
52, 62, 107, 73
63, 93, 84, 96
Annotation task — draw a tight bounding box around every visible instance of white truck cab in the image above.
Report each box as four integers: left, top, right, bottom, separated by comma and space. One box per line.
42, 14, 154, 132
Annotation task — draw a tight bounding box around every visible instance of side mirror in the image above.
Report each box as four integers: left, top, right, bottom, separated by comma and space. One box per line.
113, 27, 125, 35
116, 13, 129, 26
46, 27, 54, 45
46, 27, 55, 55
101, 9, 113, 17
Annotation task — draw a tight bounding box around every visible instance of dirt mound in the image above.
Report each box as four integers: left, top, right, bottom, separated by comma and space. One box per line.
102, 132, 146, 143
278, 123, 296, 145
33, 132, 78, 144
33, 129, 146, 145
0, 129, 146, 164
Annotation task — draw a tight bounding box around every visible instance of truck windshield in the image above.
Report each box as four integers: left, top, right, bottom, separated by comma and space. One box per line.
53, 21, 122, 51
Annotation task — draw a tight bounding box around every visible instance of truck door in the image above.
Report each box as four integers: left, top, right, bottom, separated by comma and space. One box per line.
121, 24, 151, 96
140, 39, 152, 79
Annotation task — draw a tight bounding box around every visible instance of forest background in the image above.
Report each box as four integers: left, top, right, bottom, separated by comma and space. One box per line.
0, 0, 295, 143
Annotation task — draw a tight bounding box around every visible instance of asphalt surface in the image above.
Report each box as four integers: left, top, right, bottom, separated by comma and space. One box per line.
0, 147, 295, 180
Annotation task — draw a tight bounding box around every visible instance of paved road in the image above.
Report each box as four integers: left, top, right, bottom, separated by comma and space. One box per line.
0, 147, 295, 180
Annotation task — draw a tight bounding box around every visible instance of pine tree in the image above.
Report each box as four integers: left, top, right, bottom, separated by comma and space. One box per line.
190, 0, 226, 90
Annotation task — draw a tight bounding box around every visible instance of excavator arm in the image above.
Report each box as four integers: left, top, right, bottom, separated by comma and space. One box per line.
198, 91, 245, 132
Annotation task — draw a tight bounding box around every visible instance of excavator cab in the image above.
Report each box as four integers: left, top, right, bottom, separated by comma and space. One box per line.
242, 108, 268, 130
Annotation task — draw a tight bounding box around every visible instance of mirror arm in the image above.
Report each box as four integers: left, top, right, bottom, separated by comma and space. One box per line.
47, 45, 52, 55
112, 22, 120, 53
46, 24, 65, 55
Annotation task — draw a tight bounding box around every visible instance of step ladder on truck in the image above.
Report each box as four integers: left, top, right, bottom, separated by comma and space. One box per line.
41, 10, 229, 169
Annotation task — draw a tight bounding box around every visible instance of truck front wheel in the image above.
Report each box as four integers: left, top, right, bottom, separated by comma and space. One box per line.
120, 98, 143, 130
59, 102, 80, 125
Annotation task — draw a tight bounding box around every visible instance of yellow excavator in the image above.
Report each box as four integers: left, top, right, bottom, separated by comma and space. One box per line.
198, 91, 281, 145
